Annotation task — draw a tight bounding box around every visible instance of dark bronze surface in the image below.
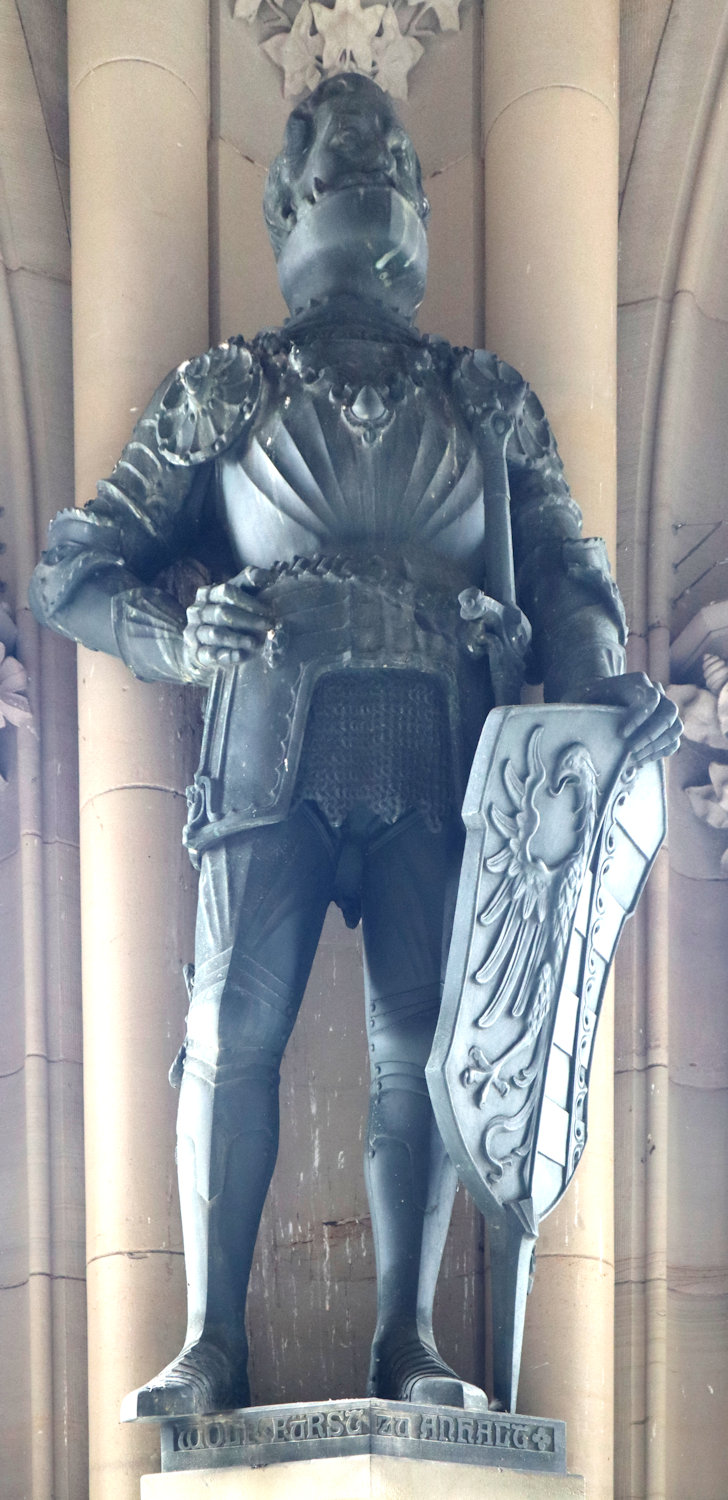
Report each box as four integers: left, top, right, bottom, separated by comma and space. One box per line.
30, 71, 681, 1426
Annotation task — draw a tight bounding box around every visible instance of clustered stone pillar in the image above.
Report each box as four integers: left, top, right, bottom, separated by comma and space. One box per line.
483, 2, 619, 1495
67, 4, 209, 1497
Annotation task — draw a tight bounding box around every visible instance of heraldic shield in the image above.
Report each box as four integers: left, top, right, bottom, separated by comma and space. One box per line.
426, 704, 666, 1414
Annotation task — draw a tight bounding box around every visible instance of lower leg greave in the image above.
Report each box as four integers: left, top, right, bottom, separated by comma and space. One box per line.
176, 1047, 280, 1355
365, 1065, 458, 1343
120, 819, 334, 1419
364, 983, 460, 1400
120, 967, 300, 1420
364, 1060, 493, 1409
176, 953, 303, 1359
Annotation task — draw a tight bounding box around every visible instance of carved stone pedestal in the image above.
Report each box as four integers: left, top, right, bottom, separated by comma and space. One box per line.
140, 1401, 585, 1498
143, 1457, 585, 1499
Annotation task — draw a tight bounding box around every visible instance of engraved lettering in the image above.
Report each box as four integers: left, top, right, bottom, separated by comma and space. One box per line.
170, 1406, 562, 1461
456, 1418, 476, 1444
374, 1410, 411, 1437
345, 1409, 369, 1436
162, 1404, 572, 1460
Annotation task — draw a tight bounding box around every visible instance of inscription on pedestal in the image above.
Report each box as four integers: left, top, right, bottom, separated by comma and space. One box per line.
160, 1399, 566, 1476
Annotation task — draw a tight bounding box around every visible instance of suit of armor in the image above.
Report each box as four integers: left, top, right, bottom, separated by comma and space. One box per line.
30, 75, 674, 1418
30, 311, 626, 1410
31, 324, 626, 844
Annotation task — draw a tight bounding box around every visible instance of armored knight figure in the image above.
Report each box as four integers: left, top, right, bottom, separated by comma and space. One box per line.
30, 74, 680, 1419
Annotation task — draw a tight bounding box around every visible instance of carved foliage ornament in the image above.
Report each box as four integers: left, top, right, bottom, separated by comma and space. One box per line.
232, 0, 469, 99
0, 603, 33, 785
670, 653, 728, 865
0, 642, 31, 731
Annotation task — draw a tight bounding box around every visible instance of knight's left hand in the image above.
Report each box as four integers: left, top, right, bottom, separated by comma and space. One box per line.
579, 672, 682, 765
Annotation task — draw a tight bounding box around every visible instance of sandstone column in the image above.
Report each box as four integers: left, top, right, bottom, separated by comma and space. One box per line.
483, 3, 619, 1495
67, 5, 209, 1497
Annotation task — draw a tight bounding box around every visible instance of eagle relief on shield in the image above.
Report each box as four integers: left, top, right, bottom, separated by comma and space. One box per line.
427, 703, 666, 1412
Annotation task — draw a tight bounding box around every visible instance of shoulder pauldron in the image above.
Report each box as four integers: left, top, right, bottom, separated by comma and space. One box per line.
451, 348, 527, 430
156, 338, 263, 466
452, 348, 564, 466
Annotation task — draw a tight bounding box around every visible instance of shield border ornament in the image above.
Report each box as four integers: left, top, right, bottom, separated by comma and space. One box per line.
426, 704, 666, 1413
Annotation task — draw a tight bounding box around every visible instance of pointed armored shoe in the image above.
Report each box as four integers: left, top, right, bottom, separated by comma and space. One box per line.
120, 1337, 250, 1421
367, 1332, 490, 1411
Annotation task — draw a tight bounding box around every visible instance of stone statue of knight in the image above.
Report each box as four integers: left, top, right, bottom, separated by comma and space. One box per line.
29, 73, 680, 1419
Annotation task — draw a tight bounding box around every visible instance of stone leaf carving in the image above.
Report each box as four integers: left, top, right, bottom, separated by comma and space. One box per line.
311, 0, 386, 71
413, 0, 462, 28
0, 632, 32, 784
670, 652, 728, 869
263, 3, 322, 95
234, 0, 466, 100
685, 762, 728, 831
372, 7, 423, 96
670, 653, 728, 748
0, 642, 32, 730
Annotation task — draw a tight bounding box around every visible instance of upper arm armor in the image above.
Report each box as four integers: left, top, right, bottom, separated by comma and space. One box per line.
451, 347, 627, 696
91, 338, 262, 568
453, 348, 582, 538
30, 339, 263, 627
155, 338, 263, 466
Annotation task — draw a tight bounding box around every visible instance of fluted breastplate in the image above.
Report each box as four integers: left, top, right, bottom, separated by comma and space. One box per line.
218, 329, 486, 584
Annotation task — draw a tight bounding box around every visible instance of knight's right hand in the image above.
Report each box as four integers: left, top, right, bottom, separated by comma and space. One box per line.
183, 581, 273, 673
